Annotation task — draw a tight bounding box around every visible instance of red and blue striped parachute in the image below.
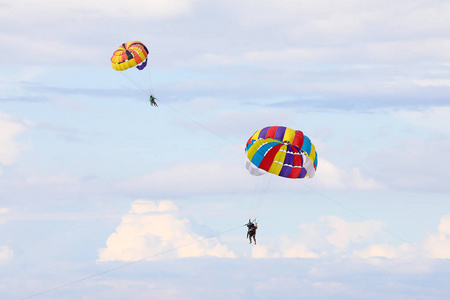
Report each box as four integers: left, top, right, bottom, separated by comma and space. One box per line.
245, 126, 318, 179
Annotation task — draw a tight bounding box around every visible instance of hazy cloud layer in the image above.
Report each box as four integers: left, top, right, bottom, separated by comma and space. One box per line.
1, 1, 449, 299
119, 158, 385, 198
0, 113, 28, 165
1, 1, 449, 111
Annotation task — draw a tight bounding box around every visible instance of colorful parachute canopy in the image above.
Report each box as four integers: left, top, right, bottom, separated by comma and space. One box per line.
111, 41, 149, 71
245, 126, 318, 179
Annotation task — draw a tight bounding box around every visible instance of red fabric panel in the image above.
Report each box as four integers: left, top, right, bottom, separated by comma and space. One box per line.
259, 144, 281, 171
265, 126, 278, 139
292, 130, 305, 148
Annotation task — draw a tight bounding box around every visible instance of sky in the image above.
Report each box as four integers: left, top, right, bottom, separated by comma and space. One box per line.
1, 0, 450, 299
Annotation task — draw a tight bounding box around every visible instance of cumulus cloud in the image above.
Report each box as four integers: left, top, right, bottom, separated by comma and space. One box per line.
251, 237, 320, 259
353, 243, 415, 260
313, 158, 384, 190
423, 214, 450, 259
98, 199, 235, 261
252, 212, 450, 267
0, 113, 27, 165
324, 216, 384, 250
252, 216, 384, 258
247, 212, 450, 273
349, 213, 450, 266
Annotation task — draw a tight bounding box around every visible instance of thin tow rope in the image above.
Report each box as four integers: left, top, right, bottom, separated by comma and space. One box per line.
21, 224, 245, 300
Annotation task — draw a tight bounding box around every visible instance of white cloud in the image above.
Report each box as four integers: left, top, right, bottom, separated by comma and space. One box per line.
278, 235, 320, 258
351, 214, 450, 263
0, 246, 13, 263
353, 243, 414, 260
0, 113, 27, 165
438, 214, 450, 235
251, 236, 320, 259
249, 213, 450, 267
98, 199, 235, 261
252, 216, 384, 258
324, 216, 384, 250
423, 214, 450, 259
313, 158, 384, 190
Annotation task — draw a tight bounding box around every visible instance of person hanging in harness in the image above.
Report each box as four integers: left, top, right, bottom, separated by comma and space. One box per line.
149, 94, 158, 107
246, 219, 258, 245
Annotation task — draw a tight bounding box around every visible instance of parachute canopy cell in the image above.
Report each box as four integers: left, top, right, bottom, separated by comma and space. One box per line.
245, 126, 318, 179
111, 41, 149, 71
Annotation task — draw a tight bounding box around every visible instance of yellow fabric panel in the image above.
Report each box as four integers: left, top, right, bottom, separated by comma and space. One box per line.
111, 63, 123, 71
138, 50, 147, 61
283, 127, 295, 143
112, 59, 136, 71
268, 145, 286, 175
246, 138, 265, 160
308, 143, 316, 162
251, 129, 261, 142
111, 55, 123, 64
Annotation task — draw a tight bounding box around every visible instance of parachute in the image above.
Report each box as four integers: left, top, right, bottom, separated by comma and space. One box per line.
245, 126, 318, 179
111, 41, 149, 71
111, 41, 155, 104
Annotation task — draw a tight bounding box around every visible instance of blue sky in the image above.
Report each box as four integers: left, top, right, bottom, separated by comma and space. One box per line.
1, 0, 450, 299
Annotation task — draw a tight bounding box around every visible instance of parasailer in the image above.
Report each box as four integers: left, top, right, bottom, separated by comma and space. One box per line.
244, 126, 318, 237
246, 219, 258, 245
111, 41, 158, 107
149, 95, 158, 107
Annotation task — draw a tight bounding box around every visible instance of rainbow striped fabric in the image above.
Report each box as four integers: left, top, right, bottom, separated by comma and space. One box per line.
245, 126, 318, 179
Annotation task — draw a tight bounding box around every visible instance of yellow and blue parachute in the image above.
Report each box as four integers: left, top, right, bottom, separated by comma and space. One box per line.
245, 126, 318, 178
